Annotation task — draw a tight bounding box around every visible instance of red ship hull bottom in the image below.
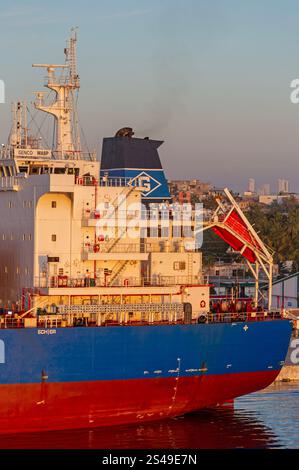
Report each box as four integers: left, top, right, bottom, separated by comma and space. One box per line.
0, 370, 278, 434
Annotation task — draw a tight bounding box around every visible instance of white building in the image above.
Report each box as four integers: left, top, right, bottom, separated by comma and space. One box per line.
261, 184, 270, 196
263, 272, 299, 309
248, 178, 255, 193
278, 179, 289, 194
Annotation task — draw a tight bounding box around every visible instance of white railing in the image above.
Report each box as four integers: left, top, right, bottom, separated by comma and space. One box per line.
0, 149, 14, 160
35, 275, 203, 289
37, 302, 185, 328
84, 207, 204, 222
77, 176, 147, 188
83, 242, 180, 254
33, 309, 284, 330
0, 176, 22, 191
52, 151, 96, 161
83, 242, 139, 254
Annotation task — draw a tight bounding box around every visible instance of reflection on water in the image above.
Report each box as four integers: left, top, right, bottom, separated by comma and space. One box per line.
235, 381, 299, 449
0, 382, 298, 449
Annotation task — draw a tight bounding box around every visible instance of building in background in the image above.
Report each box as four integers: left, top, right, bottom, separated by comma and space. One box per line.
257, 184, 270, 196
259, 193, 299, 205
206, 261, 279, 281
206, 261, 250, 280
278, 179, 289, 194
261, 184, 270, 196
261, 272, 299, 309
178, 190, 191, 204
168, 179, 212, 202
248, 178, 255, 193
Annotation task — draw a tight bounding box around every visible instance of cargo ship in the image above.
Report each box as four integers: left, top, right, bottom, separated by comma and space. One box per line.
0, 31, 292, 434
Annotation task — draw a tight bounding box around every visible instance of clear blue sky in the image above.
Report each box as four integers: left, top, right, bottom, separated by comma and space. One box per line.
1, 0, 299, 192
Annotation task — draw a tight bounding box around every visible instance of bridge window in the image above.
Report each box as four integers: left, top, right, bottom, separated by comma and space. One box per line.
51, 201, 57, 208
19, 166, 28, 173
173, 262, 186, 270
30, 167, 40, 174
51, 234, 57, 242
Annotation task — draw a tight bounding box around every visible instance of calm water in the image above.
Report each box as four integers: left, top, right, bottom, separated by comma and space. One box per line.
0, 382, 299, 449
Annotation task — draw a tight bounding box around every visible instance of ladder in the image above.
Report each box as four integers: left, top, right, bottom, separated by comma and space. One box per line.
105, 186, 136, 252
109, 260, 130, 286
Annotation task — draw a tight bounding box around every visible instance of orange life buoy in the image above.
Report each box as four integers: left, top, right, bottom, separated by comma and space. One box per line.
200, 300, 206, 308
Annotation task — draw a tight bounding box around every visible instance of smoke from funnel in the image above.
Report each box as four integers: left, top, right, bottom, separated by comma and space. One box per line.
137, 4, 190, 137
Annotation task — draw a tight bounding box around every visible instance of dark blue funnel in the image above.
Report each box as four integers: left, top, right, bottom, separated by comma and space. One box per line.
100, 135, 171, 204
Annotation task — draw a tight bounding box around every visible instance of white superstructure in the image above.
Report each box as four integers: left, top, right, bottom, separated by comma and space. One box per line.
0, 32, 208, 320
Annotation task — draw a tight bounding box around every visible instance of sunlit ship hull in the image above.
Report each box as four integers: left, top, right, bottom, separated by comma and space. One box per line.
0, 320, 292, 434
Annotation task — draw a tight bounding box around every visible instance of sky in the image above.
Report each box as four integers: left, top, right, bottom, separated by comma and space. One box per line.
1, 0, 299, 193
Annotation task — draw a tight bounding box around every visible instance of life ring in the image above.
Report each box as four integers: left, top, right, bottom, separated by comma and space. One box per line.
200, 300, 206, 308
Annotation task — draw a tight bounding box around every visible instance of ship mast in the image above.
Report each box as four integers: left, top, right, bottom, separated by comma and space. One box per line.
9, 101, 29, 149
32, 28, 81, 159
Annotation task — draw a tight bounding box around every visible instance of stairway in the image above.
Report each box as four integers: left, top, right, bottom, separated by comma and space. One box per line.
105, 186, 136, 253
109, 260, 130, 286
110, 185, 135, 213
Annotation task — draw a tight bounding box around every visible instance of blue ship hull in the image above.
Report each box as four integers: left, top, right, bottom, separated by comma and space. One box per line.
0, 319, 292, 433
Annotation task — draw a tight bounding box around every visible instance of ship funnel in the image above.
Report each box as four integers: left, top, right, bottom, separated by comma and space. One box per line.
100, 132, 171, 204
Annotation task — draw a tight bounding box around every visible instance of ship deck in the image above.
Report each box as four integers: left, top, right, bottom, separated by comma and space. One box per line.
0, 310, 285, 330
